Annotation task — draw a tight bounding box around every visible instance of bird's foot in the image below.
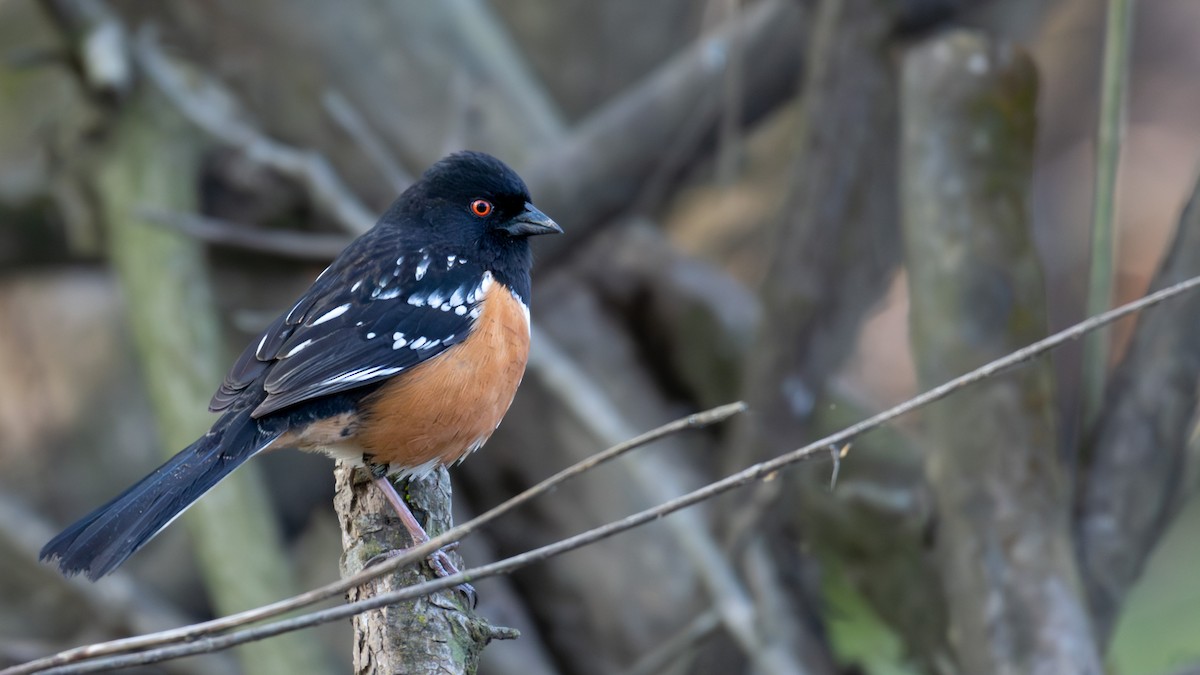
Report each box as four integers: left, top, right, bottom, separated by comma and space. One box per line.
365, 545, 476, 607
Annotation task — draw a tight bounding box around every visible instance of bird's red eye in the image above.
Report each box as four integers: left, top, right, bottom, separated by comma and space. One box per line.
470, 199, 493, 217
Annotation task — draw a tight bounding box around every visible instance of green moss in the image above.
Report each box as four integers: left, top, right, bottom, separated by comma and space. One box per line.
820, 553, 922, 675
1109, 496, 1200, 674
358, 541, 389, 562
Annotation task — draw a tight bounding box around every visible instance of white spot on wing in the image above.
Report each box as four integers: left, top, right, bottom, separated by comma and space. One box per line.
409, 336, 427, 350
311, 303, 350, 326
321, 365, 402, 385
285, 299, 307, 324
467, 272, 495, 304
392, 332, 407, 349
447, 254, 457, 267
415, 256, 430, 280
366, 332, 376, 339
284, 339, 312, 358
351, 280, 362, 292
375, 287, 402, 300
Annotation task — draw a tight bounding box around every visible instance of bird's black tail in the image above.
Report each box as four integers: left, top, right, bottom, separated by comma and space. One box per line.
40, 409, 281, 580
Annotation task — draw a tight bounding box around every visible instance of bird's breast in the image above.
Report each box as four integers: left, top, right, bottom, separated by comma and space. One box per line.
353, 281, 530, 473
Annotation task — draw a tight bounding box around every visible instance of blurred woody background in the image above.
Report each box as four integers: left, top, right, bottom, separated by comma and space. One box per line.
2, 0, 1199, 673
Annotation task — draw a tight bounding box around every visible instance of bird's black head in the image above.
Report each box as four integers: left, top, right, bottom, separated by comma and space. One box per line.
398, 151, 560, 244
381, 152, 561, 302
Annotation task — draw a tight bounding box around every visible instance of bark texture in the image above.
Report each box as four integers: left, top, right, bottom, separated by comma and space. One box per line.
336, 465, 507, 675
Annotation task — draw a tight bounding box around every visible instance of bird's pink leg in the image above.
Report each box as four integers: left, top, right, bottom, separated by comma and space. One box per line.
368, 475, 475, 604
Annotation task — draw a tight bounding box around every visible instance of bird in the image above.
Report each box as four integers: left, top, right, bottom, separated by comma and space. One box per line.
40, 151, 561, 582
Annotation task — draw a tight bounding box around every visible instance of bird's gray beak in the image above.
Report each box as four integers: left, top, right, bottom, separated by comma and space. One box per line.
502, 203, 563, 237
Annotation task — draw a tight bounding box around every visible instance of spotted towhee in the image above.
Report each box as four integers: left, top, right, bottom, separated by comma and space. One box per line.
40, 151, 561, 581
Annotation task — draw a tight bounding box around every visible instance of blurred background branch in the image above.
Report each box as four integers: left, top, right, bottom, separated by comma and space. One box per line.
88, 81, 329, 675
1078, 169, 1200, 645
901, 31, 1100, 673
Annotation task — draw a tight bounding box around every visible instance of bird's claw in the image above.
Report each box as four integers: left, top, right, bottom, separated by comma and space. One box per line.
364, 545, 476, 608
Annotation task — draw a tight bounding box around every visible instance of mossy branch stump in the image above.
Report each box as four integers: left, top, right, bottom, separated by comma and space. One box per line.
335, 464, 516, 674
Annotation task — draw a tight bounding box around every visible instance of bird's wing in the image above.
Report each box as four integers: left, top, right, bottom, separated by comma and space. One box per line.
210, 245, 491, 418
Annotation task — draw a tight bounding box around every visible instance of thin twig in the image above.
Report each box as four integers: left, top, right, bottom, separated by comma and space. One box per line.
714, 0, 745, 185
621, 609, 722, 675
4, 403, 745, 675
321, 90, 412, 192
527, 330, 807, 675
827, 443, 848, 491
137, 208, 350, 260
1082, 0, 1135, 426
21, 275, 1200, 674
